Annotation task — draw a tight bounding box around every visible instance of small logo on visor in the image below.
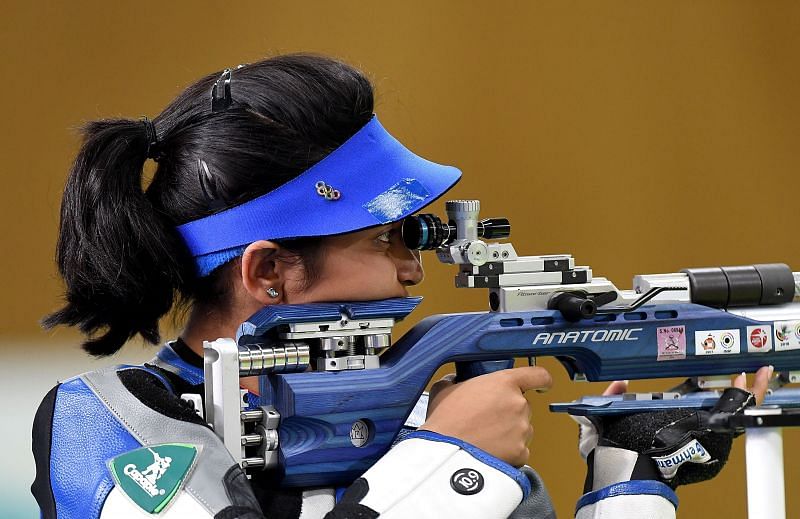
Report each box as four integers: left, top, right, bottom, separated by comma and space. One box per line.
316, 181, 341, 201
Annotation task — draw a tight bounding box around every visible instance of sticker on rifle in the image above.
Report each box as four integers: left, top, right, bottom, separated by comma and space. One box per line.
747, 325, 772, 353
774, 320, 800, 351
108, 443, 198, 514
657, 325, 686, 361
694, 329, 740, 355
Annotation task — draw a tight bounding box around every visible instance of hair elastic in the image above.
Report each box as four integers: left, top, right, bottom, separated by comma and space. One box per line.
141, 117, 160, 161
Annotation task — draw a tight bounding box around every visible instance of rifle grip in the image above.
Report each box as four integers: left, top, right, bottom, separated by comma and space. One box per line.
454, 359, 516, 382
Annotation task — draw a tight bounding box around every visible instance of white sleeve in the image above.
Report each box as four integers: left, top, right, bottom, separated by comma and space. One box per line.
575, 481, 677, 519
338, 430, 529, 519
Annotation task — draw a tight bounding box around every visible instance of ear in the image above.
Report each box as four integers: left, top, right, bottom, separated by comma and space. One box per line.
241, 240, 289, 305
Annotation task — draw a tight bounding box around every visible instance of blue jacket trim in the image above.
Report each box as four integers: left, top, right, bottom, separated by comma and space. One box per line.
51, 377, 141, 519
155, 343, 204, 385
403, 430, 531, 499
576, 480, 679, 513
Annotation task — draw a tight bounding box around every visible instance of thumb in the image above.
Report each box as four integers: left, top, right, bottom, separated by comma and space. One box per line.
602, 380, 629, 396
502, 366, 553, 393
428, 373, 456, 399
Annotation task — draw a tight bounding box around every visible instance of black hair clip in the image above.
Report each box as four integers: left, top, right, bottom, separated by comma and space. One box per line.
211, 69, 233, 112
210, 64, 248, 113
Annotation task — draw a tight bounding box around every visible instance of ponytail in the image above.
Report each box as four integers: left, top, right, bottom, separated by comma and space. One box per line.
43, 118, 186, 356
45, 54, 376, 356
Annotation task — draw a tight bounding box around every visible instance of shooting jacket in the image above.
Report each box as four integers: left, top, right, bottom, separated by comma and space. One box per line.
31, 341, 677, 518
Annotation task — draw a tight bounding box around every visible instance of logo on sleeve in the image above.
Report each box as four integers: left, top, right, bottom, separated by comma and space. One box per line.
450, 468, 484, 495
109, 443, 198, 514
651, 439, 711, 480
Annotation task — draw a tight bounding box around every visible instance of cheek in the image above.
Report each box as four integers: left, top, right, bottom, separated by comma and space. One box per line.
315, 255, 402, 299
335, 254, 399, 286
282, 235, 418, 304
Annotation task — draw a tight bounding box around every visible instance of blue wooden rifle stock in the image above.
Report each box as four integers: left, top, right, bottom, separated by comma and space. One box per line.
221, 296, 800, 487
201, 200, 800, 488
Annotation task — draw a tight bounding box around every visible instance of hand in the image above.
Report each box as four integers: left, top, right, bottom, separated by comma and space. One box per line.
732, 366, 772, 404
420, 366, 553, 467
577, 368, 771, 460
576, 365, 774, 490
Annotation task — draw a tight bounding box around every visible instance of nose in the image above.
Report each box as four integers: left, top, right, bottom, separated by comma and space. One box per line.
395, 246, 424, 286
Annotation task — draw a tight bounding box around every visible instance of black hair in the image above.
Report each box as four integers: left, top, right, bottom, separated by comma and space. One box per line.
43, 54, 375, 356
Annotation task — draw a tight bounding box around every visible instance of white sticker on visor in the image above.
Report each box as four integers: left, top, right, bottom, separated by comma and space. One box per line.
363, 178, 430, 223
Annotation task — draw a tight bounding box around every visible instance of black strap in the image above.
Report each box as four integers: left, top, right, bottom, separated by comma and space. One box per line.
31, 384, 59, 518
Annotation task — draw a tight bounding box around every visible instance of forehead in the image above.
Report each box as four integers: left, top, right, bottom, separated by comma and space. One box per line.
324, 221, 399, 245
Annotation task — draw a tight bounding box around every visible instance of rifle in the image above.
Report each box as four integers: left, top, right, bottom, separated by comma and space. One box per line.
198, 200, 800, 502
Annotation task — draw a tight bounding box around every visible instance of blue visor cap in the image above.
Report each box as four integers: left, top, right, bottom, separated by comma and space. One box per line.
177, 115, 462, 269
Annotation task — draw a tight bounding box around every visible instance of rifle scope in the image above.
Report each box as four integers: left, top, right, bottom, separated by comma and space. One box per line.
402, 203, 511, 250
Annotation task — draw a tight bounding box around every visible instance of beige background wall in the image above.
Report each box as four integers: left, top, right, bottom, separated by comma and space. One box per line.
2, 1, 799, 517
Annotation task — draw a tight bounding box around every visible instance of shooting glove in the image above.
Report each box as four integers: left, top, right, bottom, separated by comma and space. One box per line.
575, 387, 755, 490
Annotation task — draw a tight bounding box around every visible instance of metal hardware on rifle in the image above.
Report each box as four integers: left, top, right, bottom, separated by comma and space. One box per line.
237, 342, 311, 376
547, 291, 601, 322
261, 311, 397, 372
204, 339, 285, 474
710, 407, 800, 434
403, 200, 511, 265
412, 199, 798, 320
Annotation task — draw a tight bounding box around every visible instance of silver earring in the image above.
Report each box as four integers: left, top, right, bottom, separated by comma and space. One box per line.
266, 287, 279, 298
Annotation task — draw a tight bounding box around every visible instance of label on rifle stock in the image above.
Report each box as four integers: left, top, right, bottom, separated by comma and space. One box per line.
694, 329, 741, 356
657, 325, 686, 361
774, 320, 800, 351
747, 325, 773, 353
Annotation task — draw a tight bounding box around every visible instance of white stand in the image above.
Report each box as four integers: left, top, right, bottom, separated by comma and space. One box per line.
745, 409, 785, 519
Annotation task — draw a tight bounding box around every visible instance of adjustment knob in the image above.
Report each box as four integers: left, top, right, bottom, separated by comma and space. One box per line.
445, 200, 481, 219
478, 218, 511, 240
446, 200, 481, 241
464, 241, 489, 266
548, 292, 597, 322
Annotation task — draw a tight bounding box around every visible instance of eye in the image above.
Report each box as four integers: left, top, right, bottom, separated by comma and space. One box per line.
376, 230, 392, 244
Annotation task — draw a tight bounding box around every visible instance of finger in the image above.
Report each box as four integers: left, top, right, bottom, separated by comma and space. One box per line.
749, 365, 773, 406
602, 380, 629, 396
733, 372, 747, 390
503, 366, 553, 393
